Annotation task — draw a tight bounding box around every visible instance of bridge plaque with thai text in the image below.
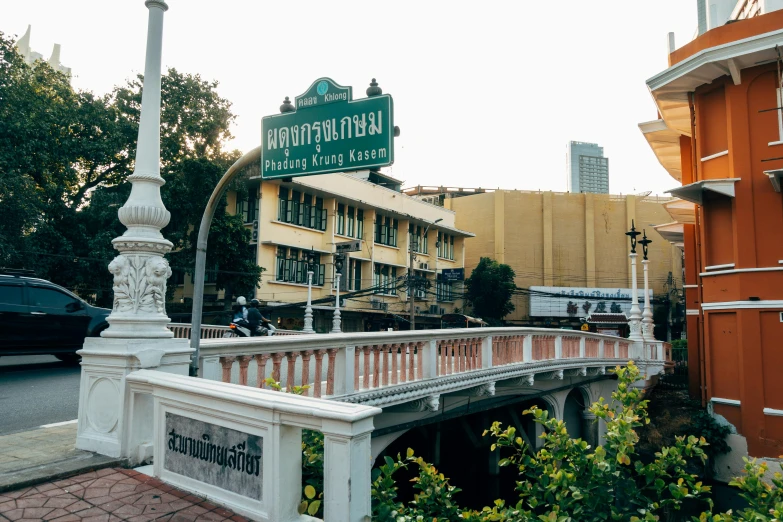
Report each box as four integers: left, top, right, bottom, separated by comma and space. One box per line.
164, 413, 263, 501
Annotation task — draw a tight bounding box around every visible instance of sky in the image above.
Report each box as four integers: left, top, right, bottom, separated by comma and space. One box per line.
2, 1, 697, 196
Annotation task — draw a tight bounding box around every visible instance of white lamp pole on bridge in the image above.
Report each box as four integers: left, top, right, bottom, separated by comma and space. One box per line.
331, 254, 344, 333
303, 248, 316, 333
639, 231, 656, 341
625, 221, 644, 344
76, 0, 192, 458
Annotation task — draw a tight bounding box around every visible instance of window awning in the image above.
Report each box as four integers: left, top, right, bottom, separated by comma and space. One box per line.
765, 169, 783, 193
666, 179, 740, 205
638, 119, 682, 183
260, 241, 332, 255
653, 222, 684, 247
664, 198, 696, 225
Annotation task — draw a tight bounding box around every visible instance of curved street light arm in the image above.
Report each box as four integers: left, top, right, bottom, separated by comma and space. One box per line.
189, 146, 261, 376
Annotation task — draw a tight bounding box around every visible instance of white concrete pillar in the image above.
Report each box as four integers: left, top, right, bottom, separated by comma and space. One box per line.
334, 345, 355, 395
523, 335, 532, 362
422, 339, 438, 378
555, 336, 563, 359
481, 335, 493, 368
579, 337, 586, 358
324, 430, 373, 522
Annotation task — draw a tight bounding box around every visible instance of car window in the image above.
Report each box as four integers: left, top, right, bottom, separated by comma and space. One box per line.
0, 284, 23, 306
29, 286, 79, 309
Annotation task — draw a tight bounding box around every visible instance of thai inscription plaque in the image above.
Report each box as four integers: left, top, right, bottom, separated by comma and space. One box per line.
164, 413, 263, 501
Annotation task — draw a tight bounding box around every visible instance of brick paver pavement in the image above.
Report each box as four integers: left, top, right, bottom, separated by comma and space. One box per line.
0, 468, 250, 522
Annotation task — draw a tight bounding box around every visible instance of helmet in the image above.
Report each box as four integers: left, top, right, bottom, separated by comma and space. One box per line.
236, 296, 247, 306
250, 299, 260, 307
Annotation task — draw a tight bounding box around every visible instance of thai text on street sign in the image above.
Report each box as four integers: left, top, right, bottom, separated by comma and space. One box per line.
335, 239, 362, 254
441, 268, 465, 282
261, 78, 394, 180
164, 413, 263, 501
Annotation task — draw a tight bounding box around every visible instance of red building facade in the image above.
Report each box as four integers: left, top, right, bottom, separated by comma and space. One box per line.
642, 10, 783, 458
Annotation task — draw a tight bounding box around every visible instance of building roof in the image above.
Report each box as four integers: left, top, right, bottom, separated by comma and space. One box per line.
586, 313, 629, 325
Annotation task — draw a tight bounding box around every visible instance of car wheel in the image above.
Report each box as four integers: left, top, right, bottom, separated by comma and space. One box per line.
56, 353, 81, 364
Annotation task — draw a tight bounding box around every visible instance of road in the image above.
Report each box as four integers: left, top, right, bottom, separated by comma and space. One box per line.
0, 356, 81, 435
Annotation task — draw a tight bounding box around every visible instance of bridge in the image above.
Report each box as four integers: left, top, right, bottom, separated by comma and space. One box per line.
195, 328, 667, 457
76, 327, 669, 521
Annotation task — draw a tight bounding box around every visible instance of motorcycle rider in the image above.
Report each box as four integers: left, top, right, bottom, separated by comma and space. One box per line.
247, 299, 263, 336
233, 296, 248, 322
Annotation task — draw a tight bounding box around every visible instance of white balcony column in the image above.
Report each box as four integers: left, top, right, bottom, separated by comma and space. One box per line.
76, 0, 191, 458
641, 259, 656, 341
628, 252, 644, 343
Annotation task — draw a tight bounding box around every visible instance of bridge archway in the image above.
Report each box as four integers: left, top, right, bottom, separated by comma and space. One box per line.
562, 387, 590, 440
372, 395, 551, 510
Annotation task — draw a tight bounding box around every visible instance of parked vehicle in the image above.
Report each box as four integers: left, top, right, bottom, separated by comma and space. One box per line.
0, 269, 111, 362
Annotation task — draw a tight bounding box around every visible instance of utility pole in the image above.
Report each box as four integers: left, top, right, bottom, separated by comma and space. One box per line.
409, 218, 442, 331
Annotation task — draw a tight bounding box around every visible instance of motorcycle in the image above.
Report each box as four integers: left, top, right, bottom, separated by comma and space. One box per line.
224, 318, 276, 338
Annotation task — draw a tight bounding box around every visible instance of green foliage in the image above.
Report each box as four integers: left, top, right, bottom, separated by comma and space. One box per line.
0, 31, 261, 305
697, 459, 783, 521
263, 377, 310, 396
688, 410, 732, 464
464, 257, 516, 322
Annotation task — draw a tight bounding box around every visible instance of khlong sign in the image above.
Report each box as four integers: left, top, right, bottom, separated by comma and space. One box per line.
261, 78, 395, 179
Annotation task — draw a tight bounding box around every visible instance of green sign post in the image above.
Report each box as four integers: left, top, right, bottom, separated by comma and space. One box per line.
261, 78, 394, 180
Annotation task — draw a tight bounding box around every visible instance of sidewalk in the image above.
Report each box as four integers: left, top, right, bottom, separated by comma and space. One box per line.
0, 423, 121, 494
0, 468, 249, 521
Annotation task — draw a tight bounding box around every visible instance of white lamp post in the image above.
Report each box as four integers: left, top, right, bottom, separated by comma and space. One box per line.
639, 231, 656, 341
303, 248, 315, 333
331, 254, 344, 333
626, 221, 644, 343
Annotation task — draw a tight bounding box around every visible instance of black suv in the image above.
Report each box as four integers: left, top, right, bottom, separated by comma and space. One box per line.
0, 270, 111, 362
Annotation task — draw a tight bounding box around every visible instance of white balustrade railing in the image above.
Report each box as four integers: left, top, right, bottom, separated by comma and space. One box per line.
167, 323, 304, 340
197, 328, 652, 399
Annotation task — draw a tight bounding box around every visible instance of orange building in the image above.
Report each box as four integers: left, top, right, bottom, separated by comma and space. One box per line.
641, 8, 783, 459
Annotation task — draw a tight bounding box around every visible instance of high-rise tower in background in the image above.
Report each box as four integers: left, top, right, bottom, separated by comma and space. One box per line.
566, 141, 609, 194
14, 25, 71, 77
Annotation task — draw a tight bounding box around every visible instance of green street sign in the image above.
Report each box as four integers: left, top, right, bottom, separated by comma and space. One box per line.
261, 78, 394, 180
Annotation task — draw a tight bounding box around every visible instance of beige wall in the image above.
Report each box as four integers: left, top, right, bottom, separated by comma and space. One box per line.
174, 173, 471, 326
449, 191, 684, 323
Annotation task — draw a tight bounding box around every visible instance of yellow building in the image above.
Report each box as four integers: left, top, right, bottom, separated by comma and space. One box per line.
404, 187, 684, 331
174, 170, 473, 332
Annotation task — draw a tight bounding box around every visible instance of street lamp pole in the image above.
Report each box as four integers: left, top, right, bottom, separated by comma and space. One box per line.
303, 248, 315, 333
626, 220, 644, 343
639, 231, 655, 340
409, 218, 442, 331
331, 254, 344, 333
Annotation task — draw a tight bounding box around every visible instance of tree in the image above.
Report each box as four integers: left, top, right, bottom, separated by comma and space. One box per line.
0, 30, 261, 307
464, 257, 515, 323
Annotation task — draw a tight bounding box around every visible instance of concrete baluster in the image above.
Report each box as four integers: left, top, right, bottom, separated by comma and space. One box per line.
372, 346, 381, 388
313, 350, 325, 398
301, 350, 313, 393
382, 345, 391, 386
254, 353, 270, 388
392, 343, 404, 384
271, 353, 284, 385
238, 355, 251, 386
354, 347, 361, 391
362, 346, 371, 390
286, 352, 298, 391
325, 349, 338, 396
439, 341, 446, 376
412, 343, 420, 381
219, 356, 235, 383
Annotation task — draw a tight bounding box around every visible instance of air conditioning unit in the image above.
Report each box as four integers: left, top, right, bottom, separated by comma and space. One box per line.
439, 307, 446, 315
419, 262, 429, 270
252, 220, 259, 241
371, 299, 382, 310
429, 304, 439, 315
415, 306, 421, 313
381, 303, 388, 311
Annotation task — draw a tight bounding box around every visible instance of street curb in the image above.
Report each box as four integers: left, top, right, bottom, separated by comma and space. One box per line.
0, 454, 129, 494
